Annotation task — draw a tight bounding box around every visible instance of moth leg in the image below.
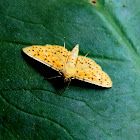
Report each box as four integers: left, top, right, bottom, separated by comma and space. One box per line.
64, 79, 71, 93
46, 75, 62, 79
59, 71, 62, 75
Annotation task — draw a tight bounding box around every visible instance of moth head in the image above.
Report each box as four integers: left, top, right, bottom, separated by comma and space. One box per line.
64, 77, 70, 83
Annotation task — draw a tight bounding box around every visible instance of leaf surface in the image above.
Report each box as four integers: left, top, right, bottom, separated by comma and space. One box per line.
0, 0, 140, 139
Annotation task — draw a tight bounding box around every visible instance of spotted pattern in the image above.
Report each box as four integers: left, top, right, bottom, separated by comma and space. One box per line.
74, 69, 112, 87
76, 56, 101, 70
23, 44, 112, 88
74, 56, 112, 87
22, 45, 69, 71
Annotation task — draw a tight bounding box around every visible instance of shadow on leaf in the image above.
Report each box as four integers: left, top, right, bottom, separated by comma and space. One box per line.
22, 51, 108, 92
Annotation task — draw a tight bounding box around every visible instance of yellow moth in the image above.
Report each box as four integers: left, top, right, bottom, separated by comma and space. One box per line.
22, 44, 112, 88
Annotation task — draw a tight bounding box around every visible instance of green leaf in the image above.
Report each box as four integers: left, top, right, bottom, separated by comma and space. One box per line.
0, 0, 140, 139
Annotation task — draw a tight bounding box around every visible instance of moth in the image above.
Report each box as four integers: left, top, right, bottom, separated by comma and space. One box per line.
22, 44, 112, 88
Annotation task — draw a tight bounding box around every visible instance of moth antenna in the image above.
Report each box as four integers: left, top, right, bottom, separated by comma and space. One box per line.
64, 42, 65, 48
84, 51, 90, 57
63, 42, 66, 70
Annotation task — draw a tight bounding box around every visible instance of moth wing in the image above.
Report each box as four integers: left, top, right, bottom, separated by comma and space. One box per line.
75, 56, 112, 87
76, 56, 102, 71
74, 69, 112, 88
22, 45, 69, 72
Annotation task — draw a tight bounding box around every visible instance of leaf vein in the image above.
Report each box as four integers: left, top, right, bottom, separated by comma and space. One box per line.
0, 123, 17, 139
0, 93, 75, 140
